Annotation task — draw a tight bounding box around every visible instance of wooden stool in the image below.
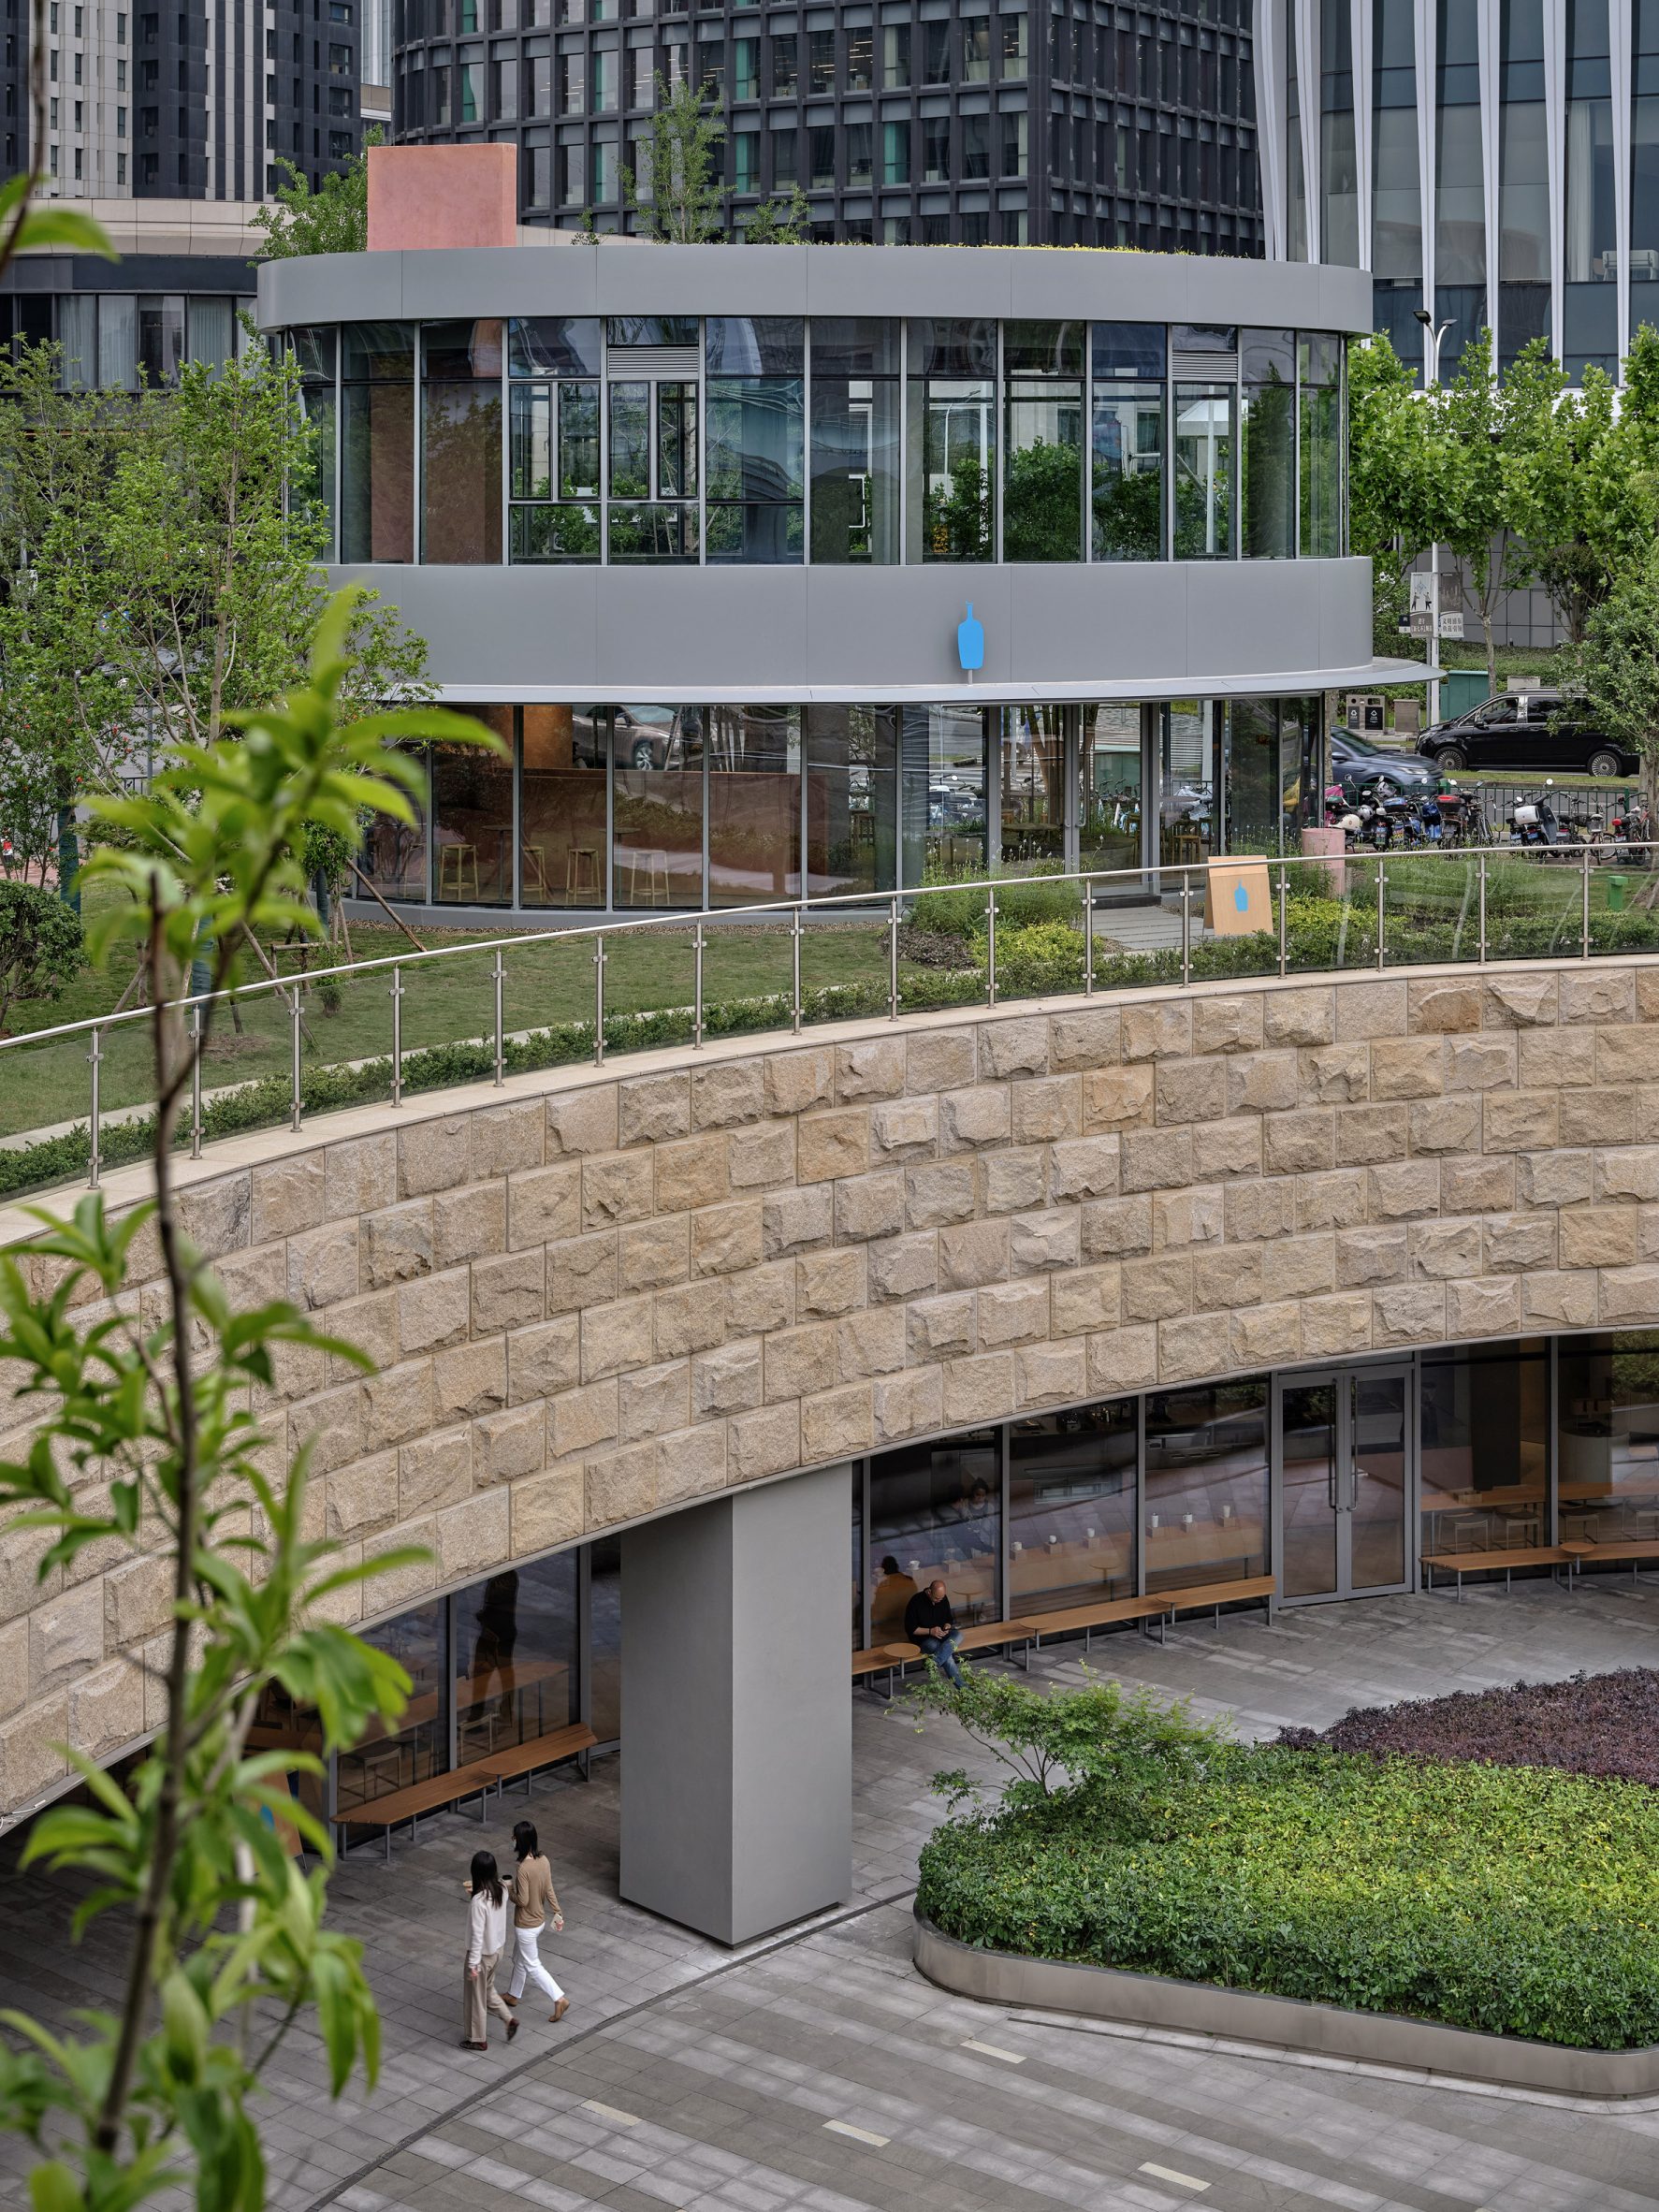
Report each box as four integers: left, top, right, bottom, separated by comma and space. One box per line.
438, 843, 478, 901
565, 847, 602, 904
626, 848, 669, 905
520, 843, 550, 902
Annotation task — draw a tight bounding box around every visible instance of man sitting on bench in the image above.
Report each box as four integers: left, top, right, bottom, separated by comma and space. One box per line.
904, 1579, 964, 1685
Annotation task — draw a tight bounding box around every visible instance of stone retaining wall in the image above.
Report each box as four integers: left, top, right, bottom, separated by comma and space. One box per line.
6, 958, 1659, 1819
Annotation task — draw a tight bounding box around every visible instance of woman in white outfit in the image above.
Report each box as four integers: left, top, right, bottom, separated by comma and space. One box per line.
461, 1849, 519, 2051
502, 1818, 570, 2024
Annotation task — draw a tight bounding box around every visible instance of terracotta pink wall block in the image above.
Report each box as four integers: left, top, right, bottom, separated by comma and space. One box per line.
366, 144, 518, 251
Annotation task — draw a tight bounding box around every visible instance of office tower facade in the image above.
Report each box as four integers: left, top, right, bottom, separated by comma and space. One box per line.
387, 0, 1260, 251
1256, 0, 1659, 382
4, 0, 361, 201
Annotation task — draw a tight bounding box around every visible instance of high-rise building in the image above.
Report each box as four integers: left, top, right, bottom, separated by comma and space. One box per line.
4, 0, 362, 202
387, 0, 1260, 252
1256, 0, 1659, 383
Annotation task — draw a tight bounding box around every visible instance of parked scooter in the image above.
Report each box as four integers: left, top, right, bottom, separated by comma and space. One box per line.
1509, 796, 1564, 850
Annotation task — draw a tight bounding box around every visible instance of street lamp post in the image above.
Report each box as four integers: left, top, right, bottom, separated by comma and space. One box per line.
1414, 309, 1453, 731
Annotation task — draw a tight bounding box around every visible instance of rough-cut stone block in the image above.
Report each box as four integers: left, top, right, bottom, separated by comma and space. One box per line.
1562, 970, 1636, 1025
837, 1303, 906, 1377
1484, 975, 1558, 1026
472, 1249, 546, 1336
726, 1402, 801, 1484
1155, 1057, 1228, 1124
580, 1296, 655, 1383
1517, 1150, 1594, 1208
797, 1108, 869, 1184
1122, 1255, 1193, 1322
764, 1046, 834, 1116
1082, 1066, 1155, 1132
0, 1695, 69, 1809
837, 1037, 907, 1101
1120, 1127, 1193, 1191
398, 1117, 473, 1200
1519, 1028, 1596, 1089
507, 1315, 581, 1406
652, 1281, 728, 1361
693, 1198, 766, 1276
586, 1442, 658, 1524
178, 1174, 251, 1259
1119, 1002, 1190, 1064
325, 1134, 397, 1219
1408, 1220, 1484, 1280
1334, 1228, 1406, 1288
1599, 1266, 1659, 1325
1332, 979, 1406, 1041
1224, 1179, 1296, 1243
1192, 1245, 1264, 1311
469, 1100, 545, 1178
691, 1059, 765, 1129
1192, 1120, 1262, 1183
797, 1248, 866, 1318
1081, 1196, 1154, 1259
1523, 1272, 1598, 1329
1369, 1038, 1446, 1101
617, 1361, 691, 1445
29, 1582, 104, 1696
873, 1365, 945, 1442
1300, 1043, 1370, 1104
546, 1084, 618, 1157
908, 1294, 977, 1361
582, 1152, 655, 1230
801, 1383, 874, 1463
546, 1231, 618, 1316
1484, 1214, 1556, 1273
1442, 1154, 1515, 1213
437, 1486, 511, 1579
1228, 1054, 1300, 1114
1263, 1112, 1333, 1177
1157, 1313, 1226, 1383
1016, 1340, 1087, 1409
905, 1028, 979, 1095
1011, 1076, 1082, 1142
943, 1352, 1017, 1425
728, 1122, 795, 1188
834, 1171, 906, 1244
979, 1019, 1049, 1078
1448, 1036, 1519, 1093
1448, 1275, 1521, 1338
656, 1423, 728, 1506
1560, 1207, 1640, 1271
1334, 1103, 1408, 1167
1299, 1292, 1373, 1359
870, 1097, 939, 1159
69, 1660, 143, 1759
473, 1404, 547, 1485
1294, 1170, 1367, 1231
251, 1155, 326, 1244
1409, 1096, 1483, 1155
653, 1134, 729, 1215
104, 1557, 172, 1649
1408, 981, 1481, 1034
1596, 1147, 1659, 1203
433, 1181, 507, 1269
618, 1072, 691, 1146
939, 1219, 1010, 1290
764, 1322, 837, 1403
359, 1524, 437, 1614
398, 1268, 472, 1357
1264, 987, 1334, 1046
1192, 995, 1264, 1055
549, 1381, 618, 1462
725, 1262, 795, 1336
287, 1220, 360, 1312
982, 1150, 1046, 1215
868, 1233, 938, 1303
940, 1084, 1012, 1152
692, 1339, 764, 1418
1088, 1323, 1159, 1394
511, 1470, 584, 1555
1231, 1301, 1302, 1366
433, 1338, 508, 1419
759, 1186, 831, 1260
1011, 1208, 1081, 1273
976, 1279, 1050, 1349
1369, 1162, 1440, 1222
1478, 1093, 1558, 1152
362, 1200, 432, 1289
1372, 1283, 1446, 1346
618, 1214, 690, 1295
361, 1359, 438, 1452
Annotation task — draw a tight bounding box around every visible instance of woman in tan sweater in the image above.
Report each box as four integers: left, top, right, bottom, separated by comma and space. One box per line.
502, 1818, 570, 2024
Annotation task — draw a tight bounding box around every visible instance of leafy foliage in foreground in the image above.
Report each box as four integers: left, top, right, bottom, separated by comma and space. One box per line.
1277, 1667, 1659, 1788
918, 1742, 1659, 2049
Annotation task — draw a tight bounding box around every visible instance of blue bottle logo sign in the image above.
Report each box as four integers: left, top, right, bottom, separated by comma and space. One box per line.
956, 601, 985, 677
1234, 881, 1250, 914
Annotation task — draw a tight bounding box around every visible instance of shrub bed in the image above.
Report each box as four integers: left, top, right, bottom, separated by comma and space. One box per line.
1277, 1667, 1659, 1787
917, 1744, 1659, 2048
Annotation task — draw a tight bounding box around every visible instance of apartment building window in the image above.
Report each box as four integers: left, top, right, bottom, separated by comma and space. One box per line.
117, 56, 126, 84
845, 22, 870, 86
733, 125, 758, 188
962, 12, 988, 79
49, 46, 57, 75
733, 33, 756, 95
881, 114, 908, 181
769, 29, 795, 90
557, 134, 584, 199
525, 40, 550, 112
999, 108, 1024, 173
770, 119, 796, 181
999, 10, 1025, 77
72, 144, 81, 175
72, 48, 80, 80
808, 25, 833, 87
329, 126, 352, 152
880, 22, 908, 82
808, 118, 833, 184
116, 150, 126, 179
846, 118, 870, 180
330, 83, 353, 109
524, 131, 550, 207
922, 112, 947, 178
49, 94, 58, 124
116, 11, 125, 35
329, 38, 351, 67
116, 104, 125, 132
694, 36, 720, 90
73, 95, 81, 124
961, 109, 987, 174
923, 18, 947, 79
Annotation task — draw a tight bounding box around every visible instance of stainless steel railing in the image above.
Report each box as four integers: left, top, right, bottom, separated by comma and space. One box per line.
6, 835, 1656, 1196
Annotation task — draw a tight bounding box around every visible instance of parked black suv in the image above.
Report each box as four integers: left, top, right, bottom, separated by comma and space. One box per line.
1416, 691, 1636, 778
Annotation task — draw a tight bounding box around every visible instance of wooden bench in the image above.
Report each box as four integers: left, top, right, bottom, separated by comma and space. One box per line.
1156, 1574, 1277, 1632
851, 1647, 903, 1695
885, 1617, 1037, 1674
1561, 1538, 1659, 1581
481, 1722, 599, 1797
1421, 1545, 1574, 1598
1025, 1594, 1171, 1652
331, 1758, 498, 1863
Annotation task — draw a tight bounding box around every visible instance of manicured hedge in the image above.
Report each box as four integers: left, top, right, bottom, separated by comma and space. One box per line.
916, 1745, 1659, 2049
1278, 1667, 1659, 1788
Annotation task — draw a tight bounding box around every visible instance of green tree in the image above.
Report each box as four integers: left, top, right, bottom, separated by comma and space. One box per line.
926, 448, 994, 561
1558, 543, 1659, 818
1346, 333, 1447, 658
743, 184, 813, 242
0, 881, 82, 1033
0, 595, 501, 2212
620, 75, 728, 241
1002, 439, 1084, 561
253, 129, 383, 259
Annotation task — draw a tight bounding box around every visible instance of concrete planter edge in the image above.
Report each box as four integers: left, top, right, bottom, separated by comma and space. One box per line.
912, 1909, 1659, 2101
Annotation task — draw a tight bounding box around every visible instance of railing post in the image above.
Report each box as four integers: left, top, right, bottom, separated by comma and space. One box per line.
1375, 857, 1386, 971
791, 904, 802, 1036
888, 895, 899, 1021
389, 962, 403, 1106
290, 991, 303, 1133
1084, 875, 1095, 996
492, 948, 506, 1084
190, 1000, 203, 1159
1277, 863, 1288, 979
87, 1022, 102, 1189
693, 922, 705, 1049
985, 887, 997, 1008
1477, 850, 1488, 964
593, 934, 606, 1068
1181, 868, 1191, 988
1581, 838, 1592, 958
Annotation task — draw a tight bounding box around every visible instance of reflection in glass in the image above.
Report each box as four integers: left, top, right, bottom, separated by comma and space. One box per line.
707, 704, 801, 903
1556, 1332, 1659, 1558
1351, 1373, 1407, 1590
362, 745, 428, 901
1000, 707, 1067, 865
614, 704, 704, 906
453, 1556, 579, 1764
1419, 1341, 1548, 1559
588, 1534, 620, 1743
901, 704, 988, 882
432, 718, 515, 905
1009, 1404, 1136, 1613
1280, 1381, 1338, 1600
337, 1599, 447, 1812
1092, 386, 1163, 559
1173, 385, 1233, 557
706, 374, 805, 562
1143, 1378, 1269, 1595
522, 704, 608, 907
1318, 0, 1358, 262
807, 705, 898, 896
1241, 329, 1295, 560
869, 1431, 1000, 1630
1299, 335, 1343, 557
421, 319, 504, 563
1002, 321, 1084, 561
809, 318, 900, 563
908, 317, 997, 560
341, 322, 415, 563
1159, 699, 1215, 865
1079, 705, 1142, 872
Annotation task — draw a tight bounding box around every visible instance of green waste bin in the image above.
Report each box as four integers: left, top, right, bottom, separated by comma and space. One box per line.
1608, 875, 1629, 912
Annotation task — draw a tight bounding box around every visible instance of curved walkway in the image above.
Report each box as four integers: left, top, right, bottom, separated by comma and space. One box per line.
8, 1578, 1659, 2211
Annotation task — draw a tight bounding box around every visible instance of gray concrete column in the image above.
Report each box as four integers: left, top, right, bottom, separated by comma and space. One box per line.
618, 1463, 852, 1946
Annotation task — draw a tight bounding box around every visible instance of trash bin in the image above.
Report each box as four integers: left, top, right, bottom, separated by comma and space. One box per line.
1608, 875, 1629, 912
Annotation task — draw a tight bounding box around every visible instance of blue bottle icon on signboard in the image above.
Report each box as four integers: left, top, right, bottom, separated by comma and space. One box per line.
956, 602, 984, 678
1234, 881, 1250, 914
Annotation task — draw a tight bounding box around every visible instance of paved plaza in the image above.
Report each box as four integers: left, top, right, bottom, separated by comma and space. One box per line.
10, 1577, 1659, 2210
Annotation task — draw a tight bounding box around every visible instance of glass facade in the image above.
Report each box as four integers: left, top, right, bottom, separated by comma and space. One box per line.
288, 314, 1349, 569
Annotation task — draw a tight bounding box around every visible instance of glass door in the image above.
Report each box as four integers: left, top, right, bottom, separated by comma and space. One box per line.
1078, 703, 1144, 879
1277, 1366, 1411, 1601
